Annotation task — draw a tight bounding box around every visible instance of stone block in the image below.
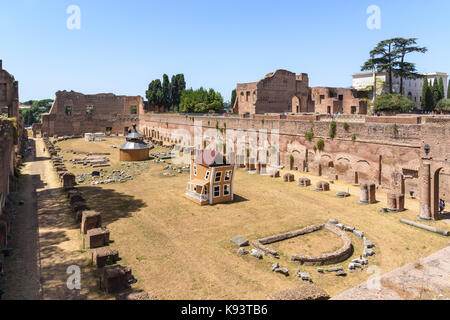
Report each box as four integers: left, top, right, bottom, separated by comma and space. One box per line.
102, 265, 132, 293
230, 236, 249, 247
86, 228, 110, 249
92, 247, 119, 268
81, 211, 102, 234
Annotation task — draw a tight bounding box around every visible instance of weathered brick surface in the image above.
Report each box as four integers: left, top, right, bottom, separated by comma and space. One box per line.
86, 228, 110, 249
81, 211, 102, 234
102, 265, 132, 293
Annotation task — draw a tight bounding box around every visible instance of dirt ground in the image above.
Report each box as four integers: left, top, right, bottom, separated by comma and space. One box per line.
52, 138, 450, 299
0, 138, 104, 300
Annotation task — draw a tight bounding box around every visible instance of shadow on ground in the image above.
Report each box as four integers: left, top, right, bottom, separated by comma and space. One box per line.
77, 186, 147, 225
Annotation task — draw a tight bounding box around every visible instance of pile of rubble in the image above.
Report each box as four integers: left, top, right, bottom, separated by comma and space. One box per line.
43, 137, 75, 188
71, 156, 111, 168
75, 162, 150, 185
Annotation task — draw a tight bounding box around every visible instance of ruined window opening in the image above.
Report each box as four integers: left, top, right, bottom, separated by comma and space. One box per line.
327, 106, 331, 114
86, 105, 94, 115
338, 95, 343, 101
320, 95, 325, 104
246, 91, 250, 102
65, 106, 72, 116
240, 92, 244, 102
351, 106, 357, 114
130, 105, 137, 114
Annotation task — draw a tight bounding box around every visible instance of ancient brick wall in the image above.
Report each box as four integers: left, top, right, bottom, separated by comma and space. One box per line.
0, 60, 19, 118
311, 87, 367, 115
0, 119, 15, 211
40, 91, 144, 136
137, 113, 434, 196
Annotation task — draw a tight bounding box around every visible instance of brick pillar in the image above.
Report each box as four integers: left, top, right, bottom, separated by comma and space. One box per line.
419, 162, 431, 220
360, 183, 369, 203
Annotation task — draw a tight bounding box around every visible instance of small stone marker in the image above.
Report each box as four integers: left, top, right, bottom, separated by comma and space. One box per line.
230, 236, 249, 247
328, 219, 338, 225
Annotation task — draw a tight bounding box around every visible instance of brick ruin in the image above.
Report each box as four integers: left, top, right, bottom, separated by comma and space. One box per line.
0, 60, 19, 119
0, 61, 25, 253
232, 70, 367, 116
34, 82, 449, 221
138, 113, 450, 220
39, 90, 144, 137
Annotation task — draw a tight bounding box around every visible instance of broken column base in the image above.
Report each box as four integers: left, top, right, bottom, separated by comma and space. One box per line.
92, 247, 119, 268
85, 228, 110, 249
101, 265, 132, 293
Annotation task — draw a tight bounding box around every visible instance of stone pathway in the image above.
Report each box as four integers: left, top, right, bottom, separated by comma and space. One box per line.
332, 245, 450, 300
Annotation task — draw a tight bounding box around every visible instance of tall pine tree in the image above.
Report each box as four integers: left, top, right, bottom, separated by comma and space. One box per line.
448, 79, 450, 99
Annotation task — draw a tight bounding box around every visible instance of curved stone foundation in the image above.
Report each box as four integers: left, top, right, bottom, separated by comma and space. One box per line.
290, 224, 353, 266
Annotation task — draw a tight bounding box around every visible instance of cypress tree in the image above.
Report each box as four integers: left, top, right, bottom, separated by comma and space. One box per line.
448, 79, 450, 99
162, 74, 171, 109
432, 78, 441, 105
421, 76, 428, 109
438, 77, 445, 101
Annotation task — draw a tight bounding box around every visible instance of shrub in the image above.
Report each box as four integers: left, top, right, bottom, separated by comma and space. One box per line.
343, 122, 350, 131
436, 99, 450, 113
373, 93, 414, 113
305, 131, 314, 142
392, 124, 399, 134
351, 134, 356, 142
329, 121, 337, 139
317, 139, 325, 151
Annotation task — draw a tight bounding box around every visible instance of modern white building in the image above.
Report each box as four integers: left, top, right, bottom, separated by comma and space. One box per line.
352, 72, 448, 108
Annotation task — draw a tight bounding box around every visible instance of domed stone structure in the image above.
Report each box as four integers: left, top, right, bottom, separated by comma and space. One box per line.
120, 124, 149, 161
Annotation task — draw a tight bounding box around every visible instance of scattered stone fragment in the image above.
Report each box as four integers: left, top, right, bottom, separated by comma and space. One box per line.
250, 249, 263, 259
237, 248, 248, 255
317, 268, 325, 273
336, 270, 347, 277
344, 226, 355, 232
327, 266, 344, 273
364, 249, 376, 257
353, 230, 364, 238
275, 268, 289, 276
328, 219, 338, 225
272, 262, 280, 271
336, 223, 344, 230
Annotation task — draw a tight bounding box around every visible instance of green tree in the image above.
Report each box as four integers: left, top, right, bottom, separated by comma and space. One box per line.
432, 78, 442, 104
421, 76, 429, 109
438, 77, 445, 101
179, 87, 224, 113
373, 93, 414, 113
162, 74, 171, 109
392, 38, 427, 95
436, 99, 450, 113
146, 79, 163, 107
448, 79, 450, 99
361, 39, 399, 94
231, 89, 237, 108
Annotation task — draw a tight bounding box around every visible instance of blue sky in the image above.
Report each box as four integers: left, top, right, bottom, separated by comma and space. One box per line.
1, 0, 449, 101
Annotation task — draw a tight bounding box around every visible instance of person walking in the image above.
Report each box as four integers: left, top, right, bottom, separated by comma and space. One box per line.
438, 199, 443, 214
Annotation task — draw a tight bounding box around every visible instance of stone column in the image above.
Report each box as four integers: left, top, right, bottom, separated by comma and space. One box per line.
387, 192, 397, 211
419, 162, 432, 220
368, 183, 377, 204
360, 183, 369, 204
